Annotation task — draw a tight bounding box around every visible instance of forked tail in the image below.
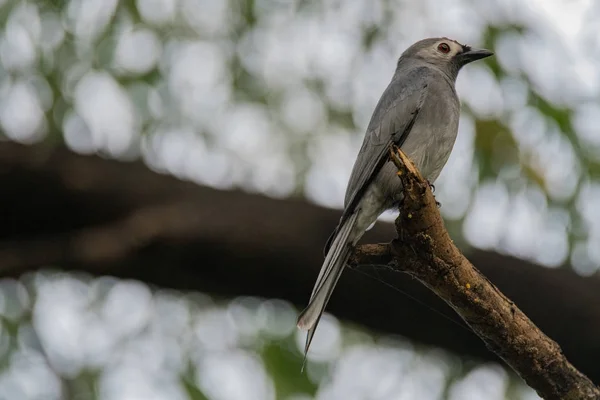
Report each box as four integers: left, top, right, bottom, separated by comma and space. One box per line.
296, 211, 360, 369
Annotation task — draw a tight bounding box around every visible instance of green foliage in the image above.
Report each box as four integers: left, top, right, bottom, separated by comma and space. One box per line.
474, 119, 519, 180
261, 340, 317, 398
481, 24, 526, 79
182, 375, 209, 400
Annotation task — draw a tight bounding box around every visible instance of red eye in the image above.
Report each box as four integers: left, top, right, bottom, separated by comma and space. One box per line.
438, 43, 450, 53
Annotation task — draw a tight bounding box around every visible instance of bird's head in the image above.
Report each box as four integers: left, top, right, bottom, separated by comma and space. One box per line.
398, 37, 493, 79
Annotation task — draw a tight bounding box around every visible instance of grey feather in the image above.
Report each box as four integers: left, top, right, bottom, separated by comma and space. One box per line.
297, 210, 359, 370
323, 66, 430, 255
298, 37, 493, 365
343, 66, 432, 212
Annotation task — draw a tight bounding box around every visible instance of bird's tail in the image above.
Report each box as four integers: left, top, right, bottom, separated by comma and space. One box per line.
296, 211, 360, 368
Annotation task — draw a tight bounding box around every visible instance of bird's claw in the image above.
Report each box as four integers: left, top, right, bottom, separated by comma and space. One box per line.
426, 180, 441, 207
427, 180, 435, 193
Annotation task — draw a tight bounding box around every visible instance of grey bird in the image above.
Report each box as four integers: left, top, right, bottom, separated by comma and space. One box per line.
296, 37, 493, 361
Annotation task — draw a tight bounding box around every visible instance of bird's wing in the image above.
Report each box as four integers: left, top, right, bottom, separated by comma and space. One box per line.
324, 67, 431, 254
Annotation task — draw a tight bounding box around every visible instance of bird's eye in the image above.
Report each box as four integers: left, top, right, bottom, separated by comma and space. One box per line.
438, 43, 450, 53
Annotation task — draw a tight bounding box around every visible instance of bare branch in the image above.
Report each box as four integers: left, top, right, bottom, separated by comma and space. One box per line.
347, 146, 600, 400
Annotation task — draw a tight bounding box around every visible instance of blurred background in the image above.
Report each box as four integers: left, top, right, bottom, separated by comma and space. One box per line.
0, 0, 598, 399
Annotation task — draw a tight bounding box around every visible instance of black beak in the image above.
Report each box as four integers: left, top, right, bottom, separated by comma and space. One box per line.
457, 47, 494, 65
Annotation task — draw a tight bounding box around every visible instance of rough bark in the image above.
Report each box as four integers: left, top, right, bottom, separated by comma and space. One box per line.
349, 147, 599, 399
1, 142, 600, 387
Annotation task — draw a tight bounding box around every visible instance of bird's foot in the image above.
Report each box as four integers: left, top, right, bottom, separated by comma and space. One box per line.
426, 180, 441, 207
427, 180, 435, 193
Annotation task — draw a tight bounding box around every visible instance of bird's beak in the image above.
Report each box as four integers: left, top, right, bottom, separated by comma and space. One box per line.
457, 47, 494, 65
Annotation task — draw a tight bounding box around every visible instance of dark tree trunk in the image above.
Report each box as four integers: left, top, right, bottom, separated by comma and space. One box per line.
0, 141, 598, 384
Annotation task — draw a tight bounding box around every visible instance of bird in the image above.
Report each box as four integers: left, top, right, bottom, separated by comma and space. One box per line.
296, 37, 493, 364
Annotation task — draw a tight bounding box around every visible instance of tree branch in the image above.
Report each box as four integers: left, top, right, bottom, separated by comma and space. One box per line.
347, 147, 600, 400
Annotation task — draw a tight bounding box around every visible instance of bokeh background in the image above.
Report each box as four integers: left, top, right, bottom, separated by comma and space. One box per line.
0, 0, 598, 398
